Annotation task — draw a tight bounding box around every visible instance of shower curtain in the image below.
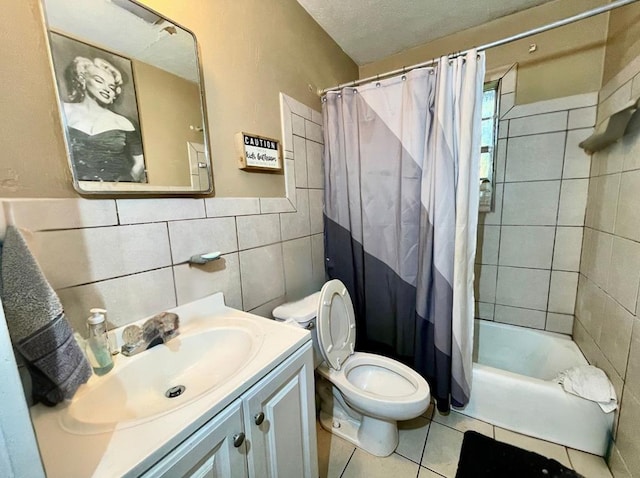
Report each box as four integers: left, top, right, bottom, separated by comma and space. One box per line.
322, 51, 485, 411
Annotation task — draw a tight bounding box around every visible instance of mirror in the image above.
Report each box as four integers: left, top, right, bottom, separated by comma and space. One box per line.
40, 0, 213, 194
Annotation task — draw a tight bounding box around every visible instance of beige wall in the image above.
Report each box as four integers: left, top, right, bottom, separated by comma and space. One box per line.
0, 0, 357, 198
134, 61, 202, 187
0, 1, 74, 198
360, 0, 609, 105
602, 1, 640, 85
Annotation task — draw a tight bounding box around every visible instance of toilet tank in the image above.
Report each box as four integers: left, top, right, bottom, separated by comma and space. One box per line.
272, 292, 322, 367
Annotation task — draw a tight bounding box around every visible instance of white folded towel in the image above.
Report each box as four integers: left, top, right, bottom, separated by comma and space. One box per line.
554, 365, 617, 413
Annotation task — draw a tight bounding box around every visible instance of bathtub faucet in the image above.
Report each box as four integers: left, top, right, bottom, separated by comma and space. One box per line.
121, 312, 180, 356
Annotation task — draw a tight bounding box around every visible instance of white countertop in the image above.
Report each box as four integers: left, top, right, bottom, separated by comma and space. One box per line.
30, 293, 310, 478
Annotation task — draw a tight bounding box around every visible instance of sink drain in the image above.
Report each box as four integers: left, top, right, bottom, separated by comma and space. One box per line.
165, 385, 186, 398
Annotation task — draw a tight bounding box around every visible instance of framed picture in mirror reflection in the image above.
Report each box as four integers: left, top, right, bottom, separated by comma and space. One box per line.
49, 31, 147, 183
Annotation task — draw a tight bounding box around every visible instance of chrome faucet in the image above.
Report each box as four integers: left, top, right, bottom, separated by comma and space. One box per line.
121, 312, 180, 357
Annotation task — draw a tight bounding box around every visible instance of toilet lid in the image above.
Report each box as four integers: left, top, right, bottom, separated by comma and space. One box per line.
317, 280, 356, 371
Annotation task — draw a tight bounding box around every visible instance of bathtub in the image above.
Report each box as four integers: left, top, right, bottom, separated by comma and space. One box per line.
455, 320, 614, 456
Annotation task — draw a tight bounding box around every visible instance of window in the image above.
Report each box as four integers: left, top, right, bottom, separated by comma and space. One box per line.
479, 80, 500, 212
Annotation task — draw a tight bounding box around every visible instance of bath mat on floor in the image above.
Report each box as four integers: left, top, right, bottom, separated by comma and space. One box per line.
455, 431, 583, 478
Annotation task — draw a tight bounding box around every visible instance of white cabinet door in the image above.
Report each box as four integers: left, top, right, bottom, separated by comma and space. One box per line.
243, 343, 318, 478
142, 399, 248, 478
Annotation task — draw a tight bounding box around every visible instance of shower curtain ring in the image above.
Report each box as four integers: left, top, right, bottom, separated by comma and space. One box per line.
376, 74, 381, 87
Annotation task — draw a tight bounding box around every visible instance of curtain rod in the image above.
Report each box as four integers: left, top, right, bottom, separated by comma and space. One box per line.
320, 0, 639, 95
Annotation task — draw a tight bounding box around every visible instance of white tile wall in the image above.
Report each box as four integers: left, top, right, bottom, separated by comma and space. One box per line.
498, 226, 555, 269
563, 129, 593, 178
616, 170, 640, 242
552, 227, 583, 272
498, 119, 509, 139
33, 223, 172, 289
1, 93, 325, 335
476, 89, 596, 333
281, 188, 311, 240
168, 217, 238, 263
475, 225, 500, 265
305, 120, 323, 143
622, 119, 640, 172
174, 253, 242, 309
293, 135, 308, 188
474, 264, 497, 303
502, 181, 561, 226
308, 189, 324, 235
546, 313, 574, 334
600, 297, 634, 377
292, 114, 306, 137
260, 197, 295, 214
505, 132, 566, 181
236, 214, 281, 250
494, 305, 546, 329
508, 111, 567, 137
306, 140, 325, 189
284, 158, 297, 202
548, 271, 579, 315
568, 107, 597, 130
475, 301, 495, 321
575, 274, 606, 340
204, 197, 260, 217
57, 268, 176, 332
608, 236, 640, 313
499, 92, 516, 118
593, 173, 620, 234
590, 232, 613, 290
495, 139, 507, 182
502, 92, 597, 120
239, 243, 285, 310
282, 237, 315, 301
558, 179, 589, 226
3, 199, 117, 231
310, 233, 326, 289
478, 183, 503, 226
495, 266, 551, 311
117, 198, 205, 224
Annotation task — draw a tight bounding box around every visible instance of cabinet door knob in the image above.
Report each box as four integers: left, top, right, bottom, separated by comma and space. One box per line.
232, 432, 245, 448
254, 412, 265, 425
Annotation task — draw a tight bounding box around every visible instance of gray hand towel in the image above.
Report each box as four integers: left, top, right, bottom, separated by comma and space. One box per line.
0, 225, 92, 406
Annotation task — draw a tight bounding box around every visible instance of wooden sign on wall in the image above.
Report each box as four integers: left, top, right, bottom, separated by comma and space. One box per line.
235, 132, 283, 172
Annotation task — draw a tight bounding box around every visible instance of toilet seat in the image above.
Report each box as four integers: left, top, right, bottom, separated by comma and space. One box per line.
316, 280, 356, 371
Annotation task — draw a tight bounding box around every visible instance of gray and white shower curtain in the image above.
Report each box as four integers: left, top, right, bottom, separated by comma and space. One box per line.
322, 51, 485, 410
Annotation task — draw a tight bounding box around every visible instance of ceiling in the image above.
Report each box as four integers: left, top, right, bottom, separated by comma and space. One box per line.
296, 0, 557, 65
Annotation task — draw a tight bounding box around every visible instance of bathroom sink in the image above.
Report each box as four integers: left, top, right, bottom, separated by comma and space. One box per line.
61, 318, 263, 434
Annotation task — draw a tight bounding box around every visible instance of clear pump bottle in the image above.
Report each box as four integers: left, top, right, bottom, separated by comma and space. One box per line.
86, 308, 114, 376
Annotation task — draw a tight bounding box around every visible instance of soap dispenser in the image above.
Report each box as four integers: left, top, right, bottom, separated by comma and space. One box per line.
86, 308, 114, 376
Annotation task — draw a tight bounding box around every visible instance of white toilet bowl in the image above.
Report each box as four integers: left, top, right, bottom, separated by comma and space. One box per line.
273, 279, 431, 457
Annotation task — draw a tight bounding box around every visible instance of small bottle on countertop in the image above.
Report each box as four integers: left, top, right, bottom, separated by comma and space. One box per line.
86, 308, 114, 376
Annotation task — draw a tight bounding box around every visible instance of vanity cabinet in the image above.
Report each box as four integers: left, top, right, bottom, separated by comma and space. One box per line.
142, 342, 317, 478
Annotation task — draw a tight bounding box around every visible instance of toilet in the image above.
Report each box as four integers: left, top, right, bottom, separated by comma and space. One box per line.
272, 279, 431, 457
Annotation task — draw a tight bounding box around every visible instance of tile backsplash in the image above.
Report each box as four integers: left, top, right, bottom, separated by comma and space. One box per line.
475, 65, 596, 334
0, 94, 326, 336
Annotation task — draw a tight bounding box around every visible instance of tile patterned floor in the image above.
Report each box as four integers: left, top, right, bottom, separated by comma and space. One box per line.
317, 404, 613, 478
